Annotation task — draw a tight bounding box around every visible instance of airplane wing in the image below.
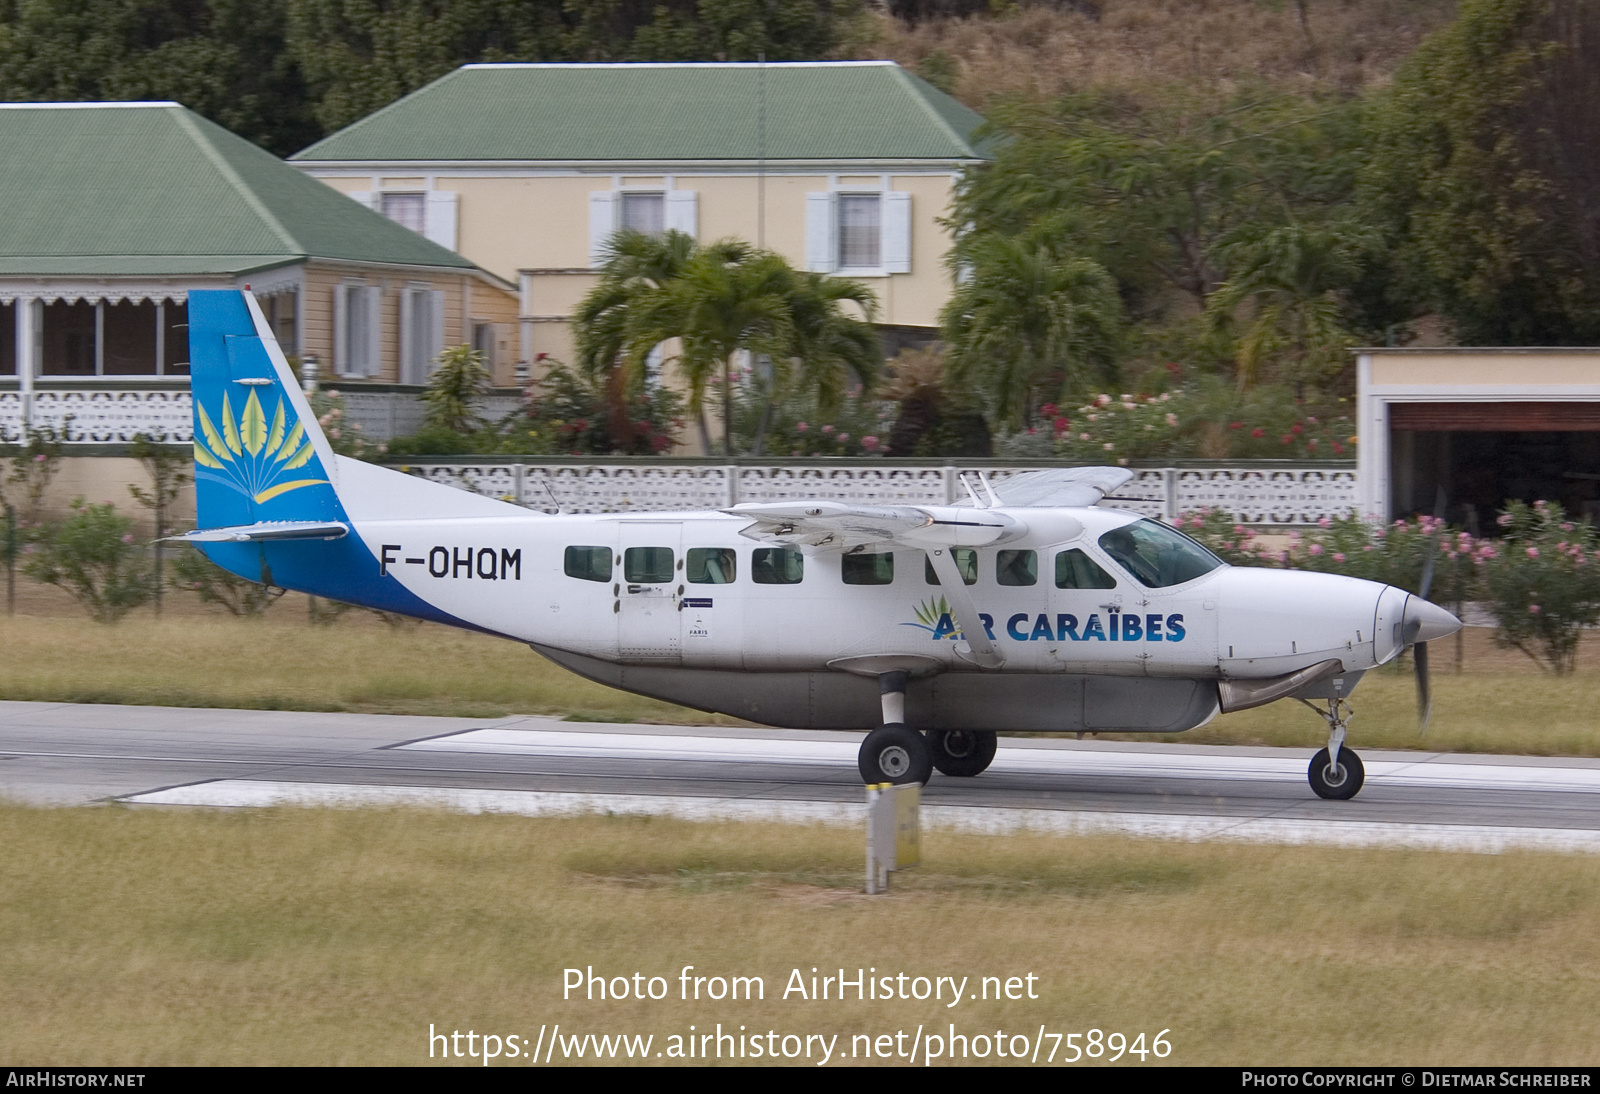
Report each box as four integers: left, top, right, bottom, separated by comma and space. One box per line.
723, 501, 1024, 551
723, 500, 1027, 670
954, 466, 1136, 508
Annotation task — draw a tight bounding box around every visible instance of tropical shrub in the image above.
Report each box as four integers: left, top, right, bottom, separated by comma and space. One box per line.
1478, 501, 1600, 675
169, 546, 284, 617
24, 498, 151, 623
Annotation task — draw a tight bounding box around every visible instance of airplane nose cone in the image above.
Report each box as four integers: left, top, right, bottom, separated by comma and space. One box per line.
1404, 596, 1461, 644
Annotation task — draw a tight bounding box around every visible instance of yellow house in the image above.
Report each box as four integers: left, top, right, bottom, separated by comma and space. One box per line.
291, 62, 992, 370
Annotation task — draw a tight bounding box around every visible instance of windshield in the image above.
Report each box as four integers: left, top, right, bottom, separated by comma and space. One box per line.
1097, 519, 1224, 588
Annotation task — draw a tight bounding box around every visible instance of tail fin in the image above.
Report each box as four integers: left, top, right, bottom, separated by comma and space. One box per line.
188, 289, 344, 530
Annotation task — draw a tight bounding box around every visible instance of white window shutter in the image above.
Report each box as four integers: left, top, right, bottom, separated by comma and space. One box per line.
424, 191, 458, 251
428, 290, 446, 369
883, 192, 912, 274
589, 191, 618, 268
348, 190, 378, 211
805, 192, 838, 273
398, 289, 416, 385
333, 285, 349, 375
361, 285, 383, 377
665, 190, 698, 237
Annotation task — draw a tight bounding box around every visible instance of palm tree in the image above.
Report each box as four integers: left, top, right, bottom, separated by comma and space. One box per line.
576, 230, 881, 456
941, 230, 1123, 429
1205, 223, 1361, 394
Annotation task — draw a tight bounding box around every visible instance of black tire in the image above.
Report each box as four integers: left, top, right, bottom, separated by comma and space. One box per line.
927, 729, 998, 777
858, 723, 932, 786
1308, 746, 1365, 800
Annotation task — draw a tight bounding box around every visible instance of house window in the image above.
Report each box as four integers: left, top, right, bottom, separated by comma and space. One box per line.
102, 301, 158, 375
0, 303, 14, 376
471, 321, 496, 372
620, 192, 665, 235
806, 190, 911, 274
838, 194, 882, 269
381, 192, 427, 234
335, 282, 381, 378
401, 284, 444, 386
162, 302, 189, 375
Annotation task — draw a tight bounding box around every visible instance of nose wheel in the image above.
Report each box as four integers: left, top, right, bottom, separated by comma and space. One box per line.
1300, 697, 1365, 800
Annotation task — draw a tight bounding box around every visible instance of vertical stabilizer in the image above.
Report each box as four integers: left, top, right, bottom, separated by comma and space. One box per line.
188, 289, 344, 531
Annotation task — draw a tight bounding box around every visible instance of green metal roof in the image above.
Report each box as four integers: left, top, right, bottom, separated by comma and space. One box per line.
293, 62, 992, 164
0, 102, 475, 276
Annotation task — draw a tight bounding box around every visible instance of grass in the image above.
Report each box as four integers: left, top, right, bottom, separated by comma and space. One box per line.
2, 803, 1598, 1065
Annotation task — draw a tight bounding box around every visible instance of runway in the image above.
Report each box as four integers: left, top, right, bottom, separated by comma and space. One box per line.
1, 699, 1598, 852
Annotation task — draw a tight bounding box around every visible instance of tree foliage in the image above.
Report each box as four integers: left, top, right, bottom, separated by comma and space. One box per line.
0, 0, 861, 155
941, 228, 1122, 427
1363, 0, 1600, 344
576, 230, 881, 456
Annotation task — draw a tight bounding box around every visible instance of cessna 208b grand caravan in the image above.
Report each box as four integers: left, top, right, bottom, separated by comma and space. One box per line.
181, 290, 1460, 799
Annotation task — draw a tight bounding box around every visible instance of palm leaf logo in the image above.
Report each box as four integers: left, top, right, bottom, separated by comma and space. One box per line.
904, 596, 961, 638
193, 390, 327, 504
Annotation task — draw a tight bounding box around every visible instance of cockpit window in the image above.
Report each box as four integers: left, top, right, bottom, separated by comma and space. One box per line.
1097, 519, 1223, 588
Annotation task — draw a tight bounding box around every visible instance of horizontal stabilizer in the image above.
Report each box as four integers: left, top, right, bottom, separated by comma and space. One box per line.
178, 521, 350, 543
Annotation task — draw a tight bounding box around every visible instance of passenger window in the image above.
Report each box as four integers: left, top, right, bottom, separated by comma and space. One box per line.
996, 549, 1037, 586
924, 548, 978, 586
751, 547, 804, 584
564, 545, 613, 582
1055, 548, 1117, 590
686, 547, 736, 584
841, 551, 894, 585
624, 546, 674, 583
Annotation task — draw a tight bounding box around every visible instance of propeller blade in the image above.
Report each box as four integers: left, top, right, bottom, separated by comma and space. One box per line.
1416, 639, 1432, 736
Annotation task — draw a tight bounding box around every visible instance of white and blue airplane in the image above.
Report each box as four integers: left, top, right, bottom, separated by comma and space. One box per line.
181, 289, 1461, 798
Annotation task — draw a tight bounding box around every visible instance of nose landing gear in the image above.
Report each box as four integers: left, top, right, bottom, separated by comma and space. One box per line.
1300, 697, 1365, 800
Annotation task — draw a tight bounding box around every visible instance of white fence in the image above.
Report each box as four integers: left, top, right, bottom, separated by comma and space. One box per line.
391, 461, 1359, 525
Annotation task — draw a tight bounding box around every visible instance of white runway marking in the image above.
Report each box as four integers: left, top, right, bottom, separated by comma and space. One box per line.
404, 728, 1600, 795
123, 779, 1600, 855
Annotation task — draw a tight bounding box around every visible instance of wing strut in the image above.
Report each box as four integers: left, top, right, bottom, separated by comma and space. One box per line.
926, 546, 1005, 669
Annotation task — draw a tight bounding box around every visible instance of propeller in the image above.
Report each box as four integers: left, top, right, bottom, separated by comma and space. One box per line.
1410, 487, 1447, 734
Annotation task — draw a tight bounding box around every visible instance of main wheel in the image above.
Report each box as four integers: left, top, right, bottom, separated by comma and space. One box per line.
858, 723, 932, 786
1308, 746, 1365, 800
927, 729, 998, 777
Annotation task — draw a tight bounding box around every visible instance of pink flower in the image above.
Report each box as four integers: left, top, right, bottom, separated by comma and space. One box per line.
1229, 421, 1243, 430
1054, 416, 1069, 431
1040, 403, 1057, 417
1332, 552, 1346, 562
1165, 413, 1178, 427
1561, 522, 1574, 532
121, 534, 133, 544
1530, 604, 1542, 614
1332, 442, 1345, 454
1527, 547, 1540, 558
1318, 517, 1332, 528
837, 433, 849, 444
1251, 428, 1265, 438
33, 454, 45, 463
1363, 545, 1374, 552
821, 424, 834, 434
1309, 543, 1323, 555
796, 422, 808, 432
861, 435, 879, 451
1497, 513, 1514, 526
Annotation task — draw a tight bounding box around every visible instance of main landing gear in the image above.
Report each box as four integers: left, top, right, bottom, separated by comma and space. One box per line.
1301, 697, 1365, 800
857, 671, 998, 784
